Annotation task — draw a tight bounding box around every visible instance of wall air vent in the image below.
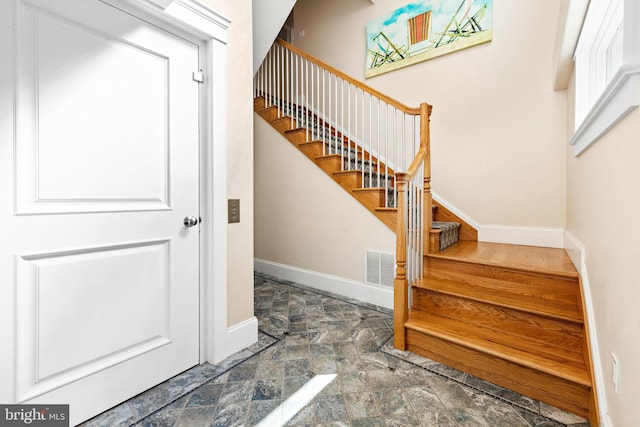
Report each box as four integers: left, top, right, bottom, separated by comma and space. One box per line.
366, 251, 395, 287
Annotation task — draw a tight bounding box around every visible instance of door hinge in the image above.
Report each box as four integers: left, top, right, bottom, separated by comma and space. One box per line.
192, 70, 204, 83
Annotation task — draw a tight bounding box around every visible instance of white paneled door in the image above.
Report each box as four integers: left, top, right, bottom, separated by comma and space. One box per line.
0, 0, 201, 424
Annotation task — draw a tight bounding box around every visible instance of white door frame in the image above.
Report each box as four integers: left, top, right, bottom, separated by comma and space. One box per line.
105, 0, 234, 364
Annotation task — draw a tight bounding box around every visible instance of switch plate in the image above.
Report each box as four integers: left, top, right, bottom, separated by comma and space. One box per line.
228, 199, 240, 223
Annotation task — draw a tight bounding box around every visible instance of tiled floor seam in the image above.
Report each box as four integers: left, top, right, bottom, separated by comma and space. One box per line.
377, 335, 549, 421
130, 331, 283, 427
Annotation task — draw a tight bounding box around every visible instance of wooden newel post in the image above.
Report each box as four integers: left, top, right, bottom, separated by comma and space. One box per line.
394, 174, 408, 350
421, 103, 433, 255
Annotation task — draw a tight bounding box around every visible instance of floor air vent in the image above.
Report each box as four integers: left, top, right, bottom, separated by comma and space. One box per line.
366, 251, 395, 287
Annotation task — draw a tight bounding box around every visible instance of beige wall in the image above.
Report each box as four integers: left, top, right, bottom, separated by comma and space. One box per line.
565, 87, 640, 425
254, 116, 395, 283
197, 0, 255, 326
293, 0, 567, 228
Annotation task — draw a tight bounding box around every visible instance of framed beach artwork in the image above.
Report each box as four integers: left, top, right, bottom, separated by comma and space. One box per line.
365, 0, 493, 78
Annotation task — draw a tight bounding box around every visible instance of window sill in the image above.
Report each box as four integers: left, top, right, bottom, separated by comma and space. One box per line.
570, 66, 640, 156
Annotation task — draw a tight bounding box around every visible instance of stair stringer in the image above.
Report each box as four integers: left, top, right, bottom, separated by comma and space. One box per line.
255, 97, 399, 231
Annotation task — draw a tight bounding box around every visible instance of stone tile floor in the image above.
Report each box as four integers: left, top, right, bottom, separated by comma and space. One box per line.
82, 273, 589, 426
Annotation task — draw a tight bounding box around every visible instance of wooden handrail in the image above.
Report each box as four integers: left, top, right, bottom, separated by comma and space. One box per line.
397, 103, 431, 181
276, 39, 422, 115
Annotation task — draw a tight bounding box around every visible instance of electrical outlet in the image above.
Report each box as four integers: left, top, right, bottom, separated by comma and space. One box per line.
611, 353, 619, 393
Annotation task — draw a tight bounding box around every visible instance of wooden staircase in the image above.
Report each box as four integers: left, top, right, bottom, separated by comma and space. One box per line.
254, 39, 598, 425
403, 241, 598, 424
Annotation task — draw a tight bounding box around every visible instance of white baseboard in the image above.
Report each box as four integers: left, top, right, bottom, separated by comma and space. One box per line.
564, 229, 585, 269
564, 230, 608, 426
221, 316, 258, 362
254, 259, 393, 309
432, 192, 564, 248
478, 225, 564, 248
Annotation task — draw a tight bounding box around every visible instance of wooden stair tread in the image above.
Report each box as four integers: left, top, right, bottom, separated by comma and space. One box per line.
411, 289, 585, 367
272, 115, 293, 122
284, 126, 306, 134
352, 187, 387, 193
299, 140, 323, 147
333, 170, 362, 176
414, 277, 583, 323
315, 154, 343, 160
423, 264, 580, 303
256, 105, 277, 113
431, 241, 579, 279
405, 310, 591, 387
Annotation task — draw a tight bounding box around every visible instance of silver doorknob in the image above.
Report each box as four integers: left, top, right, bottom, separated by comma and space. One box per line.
183, 215, 199, 227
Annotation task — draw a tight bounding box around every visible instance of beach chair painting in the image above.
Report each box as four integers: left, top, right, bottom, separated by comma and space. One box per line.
365, 0, 493, 78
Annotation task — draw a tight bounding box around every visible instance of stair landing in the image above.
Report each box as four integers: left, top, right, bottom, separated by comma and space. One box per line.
429, 240, 578, 278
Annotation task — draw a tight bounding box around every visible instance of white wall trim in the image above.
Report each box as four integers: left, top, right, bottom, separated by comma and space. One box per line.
205, 32, 233, 364
431, 191, 480, 230
552, 0, 589, 91
563, 229, 584, 268
255, 259, 393, 309
225, 317, 259, 356
144, 0, 230, 43
478, 225, 565, 248
603, 415, 614, 427
564, 230, 608, 426
570, 67, 640, 156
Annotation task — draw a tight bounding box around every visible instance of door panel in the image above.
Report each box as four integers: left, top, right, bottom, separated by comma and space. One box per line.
35, 12, 169, 203
16, 240, 170, 394
16, 1, 174, 214
1, 0, 201, 423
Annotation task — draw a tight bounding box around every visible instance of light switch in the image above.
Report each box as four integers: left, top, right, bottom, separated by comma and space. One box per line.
228, 199, 240, 223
